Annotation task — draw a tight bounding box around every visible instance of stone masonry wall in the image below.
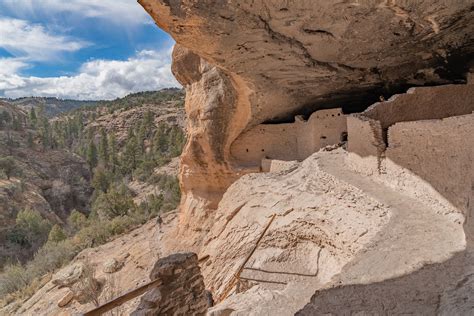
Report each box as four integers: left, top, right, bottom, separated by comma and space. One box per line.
364, 84, 474, 129
132, 253, 208, 316
231, 108, 346, 166
385, 113, 474, 213
346, 114, 385, 173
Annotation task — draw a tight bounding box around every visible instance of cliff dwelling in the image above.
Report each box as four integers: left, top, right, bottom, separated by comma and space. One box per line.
347, 84, 474, 213
5, 1, 474, 315
231, 108, 347, 170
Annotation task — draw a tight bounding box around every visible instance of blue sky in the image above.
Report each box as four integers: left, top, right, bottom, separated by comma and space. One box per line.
0, 0, 179, 100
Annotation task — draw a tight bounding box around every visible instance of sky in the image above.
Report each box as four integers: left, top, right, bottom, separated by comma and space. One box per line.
0, 0, 180, 100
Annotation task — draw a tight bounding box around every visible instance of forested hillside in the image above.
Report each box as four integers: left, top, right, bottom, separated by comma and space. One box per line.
0, 88, 186, 305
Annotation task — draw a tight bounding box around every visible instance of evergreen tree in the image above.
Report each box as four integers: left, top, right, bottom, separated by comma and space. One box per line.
108, 133, 118, 173
39, 117, 52, 149
152, 123, 168, 155
11, 115, 22, 131
9, 209, 51, 248
27, 132, 34, 148
0, 156, 18, 180
47, 224, 67, 243
91, 167, 111, 193
120, 130, 139, 175
98, 128, 109, 166
29, 107, 37, 127
136, 121, 147, 154
87, 140, 98, 170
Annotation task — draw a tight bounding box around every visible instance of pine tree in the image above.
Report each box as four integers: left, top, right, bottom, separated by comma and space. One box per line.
39, 117, 52, 149
152, 123, 169, 156
136, 121, 147, 154
11, 115, 22, 131
108, 133, 118, 173
47, 224, 67, 243
27, 132, 34, 148
98, 128, 109, 166
29, 107, 37, 127
87, 140, 98, 170
0, 156, 18, 180
121, 130, 139, 175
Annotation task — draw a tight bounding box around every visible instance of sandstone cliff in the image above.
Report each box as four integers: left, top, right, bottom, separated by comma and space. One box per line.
139, 0, 474, 247
138, 1, 474, 314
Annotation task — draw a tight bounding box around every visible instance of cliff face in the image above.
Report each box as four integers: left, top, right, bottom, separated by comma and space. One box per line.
139, 0, 474, 243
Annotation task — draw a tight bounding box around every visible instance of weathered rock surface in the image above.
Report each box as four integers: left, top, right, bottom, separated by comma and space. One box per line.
139, 0, 474, 247
4, 214, 177, 315
51, 263, 85, 288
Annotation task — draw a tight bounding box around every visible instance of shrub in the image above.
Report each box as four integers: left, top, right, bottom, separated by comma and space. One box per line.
74, 221, 112, 248
7, 209, 51, 249
91, 167, 112, 193
26, 240, 77, 279
48, 224, 67, 243
92, 184, 135, 220
68, 210, 88, 232
0, 264, 29, 296
0, 156, 18, 180
105, 216, 139, 236
0, 239, 77, 298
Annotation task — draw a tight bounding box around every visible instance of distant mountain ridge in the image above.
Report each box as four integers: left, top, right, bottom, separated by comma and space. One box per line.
1, 97, 97, 118
0, 88, 184, 118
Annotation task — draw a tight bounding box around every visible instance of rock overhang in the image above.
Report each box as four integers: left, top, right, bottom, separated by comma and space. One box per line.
140, 0, 474, 124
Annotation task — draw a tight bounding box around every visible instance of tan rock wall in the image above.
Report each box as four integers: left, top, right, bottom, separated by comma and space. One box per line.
231, 108, 346, 166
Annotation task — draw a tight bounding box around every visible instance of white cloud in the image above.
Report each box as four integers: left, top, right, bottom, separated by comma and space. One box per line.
0, 58, 29, 75
0, 49, 180, 100
0, 18, 87, 61
0, 0, 150, 25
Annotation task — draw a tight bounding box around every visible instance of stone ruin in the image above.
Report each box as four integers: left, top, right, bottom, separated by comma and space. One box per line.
347, 84, 474, 213
132, 253, 209, 316
231, 108, 347, 170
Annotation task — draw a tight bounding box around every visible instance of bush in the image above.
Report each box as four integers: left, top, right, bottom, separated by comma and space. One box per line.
105, 216, 140, 236
0, 156, 18, 180
68, 210, 88, 232
0, 264, 29, 296
0, 239, 77, 298
7, 209, 51, 249
74, 221, 112, 248
92, 184, 135, 220
48, 224, 67, 243
26, 240, 77, 279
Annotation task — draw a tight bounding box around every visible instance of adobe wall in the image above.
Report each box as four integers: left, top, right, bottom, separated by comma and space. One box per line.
346, 115, 386, 175
363, 84, 474, 129
385, 113, 474, 213
347, 84, 474, 214
231, 108, 346, 167
261, 158, 299, 173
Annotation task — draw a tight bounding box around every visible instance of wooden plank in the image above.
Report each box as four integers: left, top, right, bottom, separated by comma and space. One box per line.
82, 278, 162, 316
218, 213, 276, 302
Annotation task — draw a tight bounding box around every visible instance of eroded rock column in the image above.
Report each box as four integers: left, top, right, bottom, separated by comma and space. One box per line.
170, 45, 251, 247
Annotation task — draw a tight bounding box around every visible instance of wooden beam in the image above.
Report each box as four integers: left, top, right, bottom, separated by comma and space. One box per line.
82, 278, 162, 316
218, 213, 276, 302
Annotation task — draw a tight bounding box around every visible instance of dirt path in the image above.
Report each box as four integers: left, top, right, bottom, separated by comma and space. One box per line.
318, 149, 465, 284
